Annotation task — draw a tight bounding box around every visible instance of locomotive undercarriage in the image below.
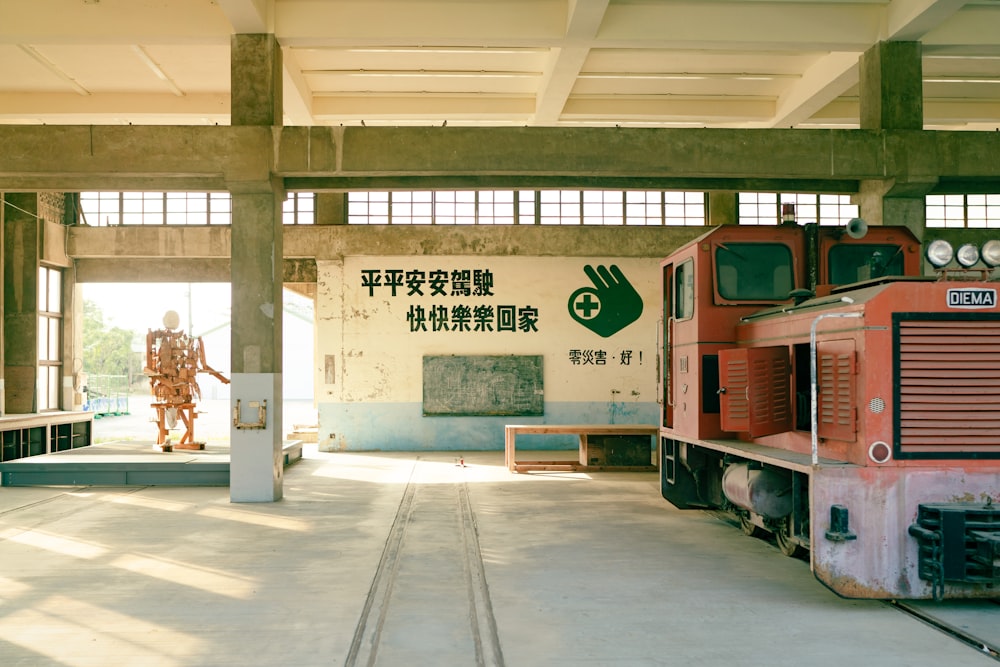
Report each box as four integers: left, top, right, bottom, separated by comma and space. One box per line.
660, 438, 811, 557
663, 436, 1000, 598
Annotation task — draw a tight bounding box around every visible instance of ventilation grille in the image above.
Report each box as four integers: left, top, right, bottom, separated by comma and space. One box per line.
897, 318, 1000, 457
819, 348, 856, 441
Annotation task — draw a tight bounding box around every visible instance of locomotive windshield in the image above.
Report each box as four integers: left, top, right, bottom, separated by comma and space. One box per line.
715, 243, 794, 301
827, 243, 904, 284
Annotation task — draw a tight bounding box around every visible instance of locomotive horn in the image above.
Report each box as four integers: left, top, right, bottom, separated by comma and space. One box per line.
846, 217, 868, 239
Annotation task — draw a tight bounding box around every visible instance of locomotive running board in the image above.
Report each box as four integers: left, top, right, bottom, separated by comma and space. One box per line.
696, 438, 853, 474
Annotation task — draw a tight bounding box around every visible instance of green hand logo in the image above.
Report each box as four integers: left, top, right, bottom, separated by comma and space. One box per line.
568, 264, 643, 337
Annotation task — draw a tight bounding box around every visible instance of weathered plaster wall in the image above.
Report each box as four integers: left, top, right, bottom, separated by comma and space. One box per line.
316, 255, 660, 451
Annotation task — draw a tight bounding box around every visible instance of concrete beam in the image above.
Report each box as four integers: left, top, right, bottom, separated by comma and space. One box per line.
887, 0, 970, 41
770, 52, 861, 129
69, 223, 707, 268
73, 257, 316, 284
5, 126, 1000, 191
532, 0, 610, 125
285, 175, 860, 196
304, 127, 890, 180
215, 0, 272, 33
310, 126, 1000, 183
0, 125, 272, 190
280, 47, 314, 126
68, 226, 231, 259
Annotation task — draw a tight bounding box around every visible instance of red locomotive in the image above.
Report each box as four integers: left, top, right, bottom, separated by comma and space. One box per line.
658, 218, 1000, 599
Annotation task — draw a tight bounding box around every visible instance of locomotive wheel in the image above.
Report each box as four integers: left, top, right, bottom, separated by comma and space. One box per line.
739, 512, 764, 538
774, 520, 802, 558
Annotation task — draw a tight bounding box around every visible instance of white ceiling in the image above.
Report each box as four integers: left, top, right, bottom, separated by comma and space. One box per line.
2, 0, 1000, 129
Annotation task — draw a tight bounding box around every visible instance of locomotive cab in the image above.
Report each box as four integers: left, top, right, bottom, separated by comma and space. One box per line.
660, 224, 806, 440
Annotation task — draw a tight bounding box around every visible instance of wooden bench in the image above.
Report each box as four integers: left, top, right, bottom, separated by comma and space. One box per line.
505, 424, 658, 473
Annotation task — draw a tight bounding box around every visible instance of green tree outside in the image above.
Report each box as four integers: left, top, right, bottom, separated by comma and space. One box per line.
82, 300, 143, 392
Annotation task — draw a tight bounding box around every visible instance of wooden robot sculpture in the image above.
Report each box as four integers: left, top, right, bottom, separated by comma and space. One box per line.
144, 310, 229, 451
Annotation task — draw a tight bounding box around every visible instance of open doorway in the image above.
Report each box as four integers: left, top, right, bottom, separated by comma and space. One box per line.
80, 282, 314, 443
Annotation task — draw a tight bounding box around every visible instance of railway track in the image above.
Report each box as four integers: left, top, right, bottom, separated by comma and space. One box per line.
345, 487, 995, 665
344, 459, 504, 667
889, 599, 1000, 662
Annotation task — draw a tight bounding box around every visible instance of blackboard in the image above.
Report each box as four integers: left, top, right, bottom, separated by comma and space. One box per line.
423, 355, 544, 416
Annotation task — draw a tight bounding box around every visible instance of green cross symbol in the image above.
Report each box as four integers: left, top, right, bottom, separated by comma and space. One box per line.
573, 292, 600, 319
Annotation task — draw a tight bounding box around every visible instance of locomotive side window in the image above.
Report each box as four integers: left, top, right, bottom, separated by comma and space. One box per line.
674, 259, 694, 320
715, 243, 794, 301
827, 244, 904, 284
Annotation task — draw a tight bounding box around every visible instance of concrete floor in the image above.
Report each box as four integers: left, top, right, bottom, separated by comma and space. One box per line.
0, 444, 996, 667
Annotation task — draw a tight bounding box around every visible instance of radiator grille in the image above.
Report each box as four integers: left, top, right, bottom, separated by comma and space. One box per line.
897, 316, 1000, 457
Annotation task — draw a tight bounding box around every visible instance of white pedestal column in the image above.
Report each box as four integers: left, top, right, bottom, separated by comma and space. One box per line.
230, 372, 283, 502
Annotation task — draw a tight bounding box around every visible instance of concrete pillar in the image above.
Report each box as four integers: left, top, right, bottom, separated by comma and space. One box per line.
3, 194, 39, 414
231, 34, 283, 127
857, 42, 926, 238
229, 34, 284, 502
859, 41, 923, 131
707, 192, 738, 226
316, 193, 348, 225
856, 179, 931, 239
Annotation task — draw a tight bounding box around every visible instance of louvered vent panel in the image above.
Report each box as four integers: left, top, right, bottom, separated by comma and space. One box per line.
721, 356, 749, 431
817, 341, 856, 442
898, 318, 1000, 455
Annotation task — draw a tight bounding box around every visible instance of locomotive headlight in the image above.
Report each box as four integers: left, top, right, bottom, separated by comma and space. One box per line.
956, 243, 981, 267
981, 240, 1000, 267
926, 239, 954, 267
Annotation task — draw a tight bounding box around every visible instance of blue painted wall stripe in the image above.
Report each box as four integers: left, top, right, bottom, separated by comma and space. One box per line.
319, 401, 658, 451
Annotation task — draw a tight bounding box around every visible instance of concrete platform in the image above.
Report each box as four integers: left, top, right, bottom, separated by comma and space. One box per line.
0, 440, 303, 487
0, 448, 995, 667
